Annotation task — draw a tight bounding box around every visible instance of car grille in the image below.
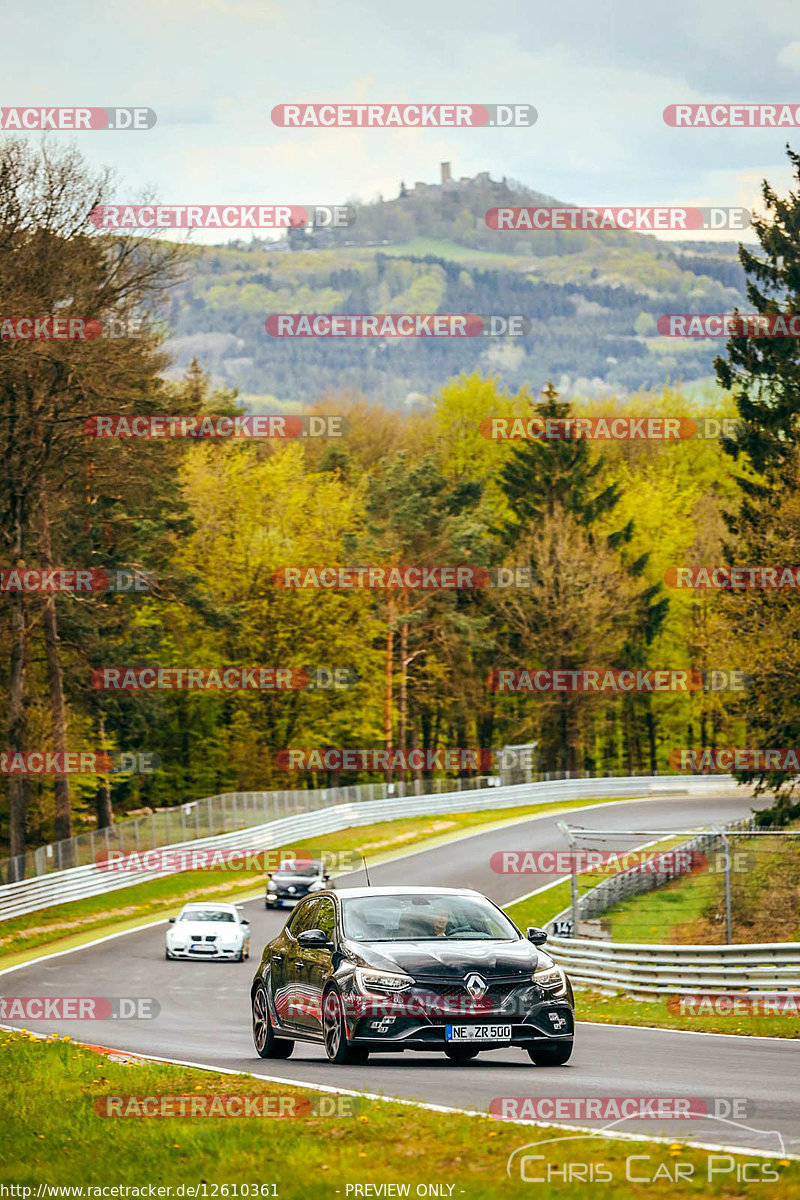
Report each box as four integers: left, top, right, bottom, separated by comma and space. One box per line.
412, 974, 529, 1009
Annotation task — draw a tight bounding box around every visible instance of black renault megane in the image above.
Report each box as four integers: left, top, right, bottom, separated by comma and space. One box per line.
251, 886, 574, 1065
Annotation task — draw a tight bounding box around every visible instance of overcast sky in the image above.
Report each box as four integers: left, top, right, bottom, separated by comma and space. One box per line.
4, 0, 800, 244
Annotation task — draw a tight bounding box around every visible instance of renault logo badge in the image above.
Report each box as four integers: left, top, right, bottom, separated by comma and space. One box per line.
464, 973, 488, 997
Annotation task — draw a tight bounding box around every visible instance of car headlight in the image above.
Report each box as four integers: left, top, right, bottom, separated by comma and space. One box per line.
267, 880, 277, 891
308, 880, 324, 891
355, 968, 414, 994
533, 964, 568, 997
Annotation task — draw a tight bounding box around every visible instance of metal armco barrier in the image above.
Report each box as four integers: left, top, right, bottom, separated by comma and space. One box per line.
0, 774, 739, 921
547, 935, 800, 996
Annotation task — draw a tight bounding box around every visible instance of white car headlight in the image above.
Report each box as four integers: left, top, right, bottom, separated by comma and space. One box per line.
355, 968, 414, 994
267, 880, 277, 891
308, 880, 324, 891
533, 965, 567, 997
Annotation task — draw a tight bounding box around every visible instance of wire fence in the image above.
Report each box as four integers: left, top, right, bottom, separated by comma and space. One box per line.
1, 766, 735, 884
549, 822, 800, 945
1, 775, 499, 883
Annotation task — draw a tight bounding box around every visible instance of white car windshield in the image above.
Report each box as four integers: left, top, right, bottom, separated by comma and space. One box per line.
179, 910, 236, 922
341, 895, 519, 941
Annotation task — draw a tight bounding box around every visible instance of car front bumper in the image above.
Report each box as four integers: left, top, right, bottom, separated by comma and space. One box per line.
346, 997, 574, 1048
167, 943, 245, 959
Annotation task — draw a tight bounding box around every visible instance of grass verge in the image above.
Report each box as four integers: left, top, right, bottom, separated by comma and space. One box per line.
605, 831, 800, 945
0, 1030, 795, 1196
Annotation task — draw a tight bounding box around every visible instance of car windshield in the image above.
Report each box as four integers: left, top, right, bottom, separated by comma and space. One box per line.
275, 861, 320, 877
341, 895, 519, 941
179, 909, 235, 922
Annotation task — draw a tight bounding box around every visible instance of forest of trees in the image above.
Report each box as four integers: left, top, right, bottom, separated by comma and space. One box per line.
3, 139, 800, 870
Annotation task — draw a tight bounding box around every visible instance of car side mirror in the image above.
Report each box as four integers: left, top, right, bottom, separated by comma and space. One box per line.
168, 917, 176, 924
323, 874, 331, 882
526, 926, 548, 946
297, 928, 331, 948
240, 919, 250, 926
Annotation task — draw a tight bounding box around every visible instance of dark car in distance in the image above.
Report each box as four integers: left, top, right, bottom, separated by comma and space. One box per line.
250, 886, 574, 1065
265, 858, 331, 909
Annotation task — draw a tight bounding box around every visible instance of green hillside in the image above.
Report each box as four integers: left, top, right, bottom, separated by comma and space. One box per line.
162, 171, 747, 405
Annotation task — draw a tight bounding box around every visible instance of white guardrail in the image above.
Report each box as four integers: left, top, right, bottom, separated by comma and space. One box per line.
547, 937, 800, 997
0, 774, 738, 922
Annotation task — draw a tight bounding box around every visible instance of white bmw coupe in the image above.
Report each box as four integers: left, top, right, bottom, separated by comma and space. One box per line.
165, 902, 251, 961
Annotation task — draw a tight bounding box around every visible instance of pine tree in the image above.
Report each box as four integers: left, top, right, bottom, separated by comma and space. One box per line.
716, 145, 800, 482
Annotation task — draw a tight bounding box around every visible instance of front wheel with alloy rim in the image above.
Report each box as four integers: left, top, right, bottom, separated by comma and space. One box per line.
322, 987, 369, 1064
252, 982, 294, 1059
527, 1040, 573, 1066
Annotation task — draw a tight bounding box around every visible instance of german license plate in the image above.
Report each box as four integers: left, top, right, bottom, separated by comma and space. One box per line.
446, 1024, 512, 1041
